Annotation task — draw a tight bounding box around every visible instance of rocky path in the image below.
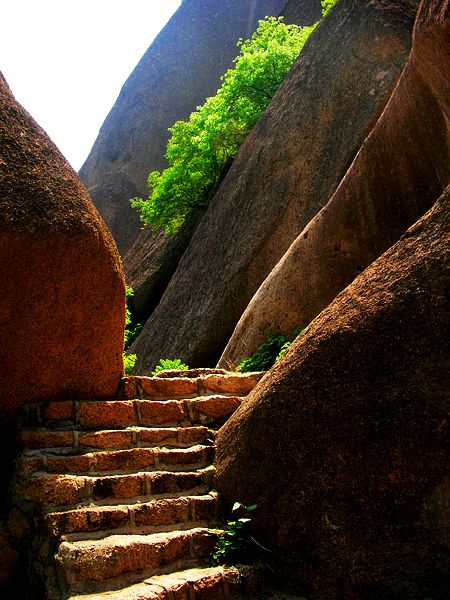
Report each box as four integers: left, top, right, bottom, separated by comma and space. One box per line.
10, 371, 265, 600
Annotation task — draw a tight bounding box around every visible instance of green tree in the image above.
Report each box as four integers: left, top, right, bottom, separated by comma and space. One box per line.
132, 17, 316, 233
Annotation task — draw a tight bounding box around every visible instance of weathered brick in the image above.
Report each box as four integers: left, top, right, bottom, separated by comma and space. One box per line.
159, 446, 212, 469
47, 453, 91, 474
18, 430, 74, 449
78, 401, 136, 428
190, 529, 216, 559
46, 505, 129, 536
200, 373, 263, 395
78, 429, 133, 449
138, 427, 178, 447
93, 448, 156, 472
149, 472, 202, 496
41, 401, 74, 422
16, 455, 43, 477
91, 474, 144, 501
139, 400, 185, 426
187, 396, 241, 424
178, 426, 210, 446
138, 376, 198, 399
17, 474, 86, 506
190, 495, 217, 522
191, 569, 224, 600
133, 498, 190, 527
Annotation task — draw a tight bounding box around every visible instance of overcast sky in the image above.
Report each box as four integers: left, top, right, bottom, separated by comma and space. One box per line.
1, 0, 181, 171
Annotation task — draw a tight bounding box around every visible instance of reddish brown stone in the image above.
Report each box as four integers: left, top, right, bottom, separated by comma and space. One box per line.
18, 430, 74, 449
191, 570, 224, 600
46, 505, 129, 536
159, 446, 212, 469
78, 429, 133, 450
41, 401, 74, 423
93, 448, 156, 472
138, 427, 178, 447
78, 401, 136, 429
16, 456, 43, 477
138, 376, 198, 399
0, 72, 125, 432
133, 498, 190, 527
178, 426, 210, 446
17, 474, 86, 506
47, 454, 91, 474
138, 400, 185, 426
190, 495, 217, 522
216, 178, 450, 599
200, 373, 263, 395
7, 508, 29, 540
91, 474, 145, 501
187, 396, 241, 423
149, 472, 202, 496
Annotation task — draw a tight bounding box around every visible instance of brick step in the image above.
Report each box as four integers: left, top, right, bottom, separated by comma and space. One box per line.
67, 563, 265, 600
18, 445, 214, 477
121, 373, 264, 400
56, 527, 216, 594
20, 395, 243, 430
18, 425, 212, 451
14, 466, 215, 509
45, 494, 217, 538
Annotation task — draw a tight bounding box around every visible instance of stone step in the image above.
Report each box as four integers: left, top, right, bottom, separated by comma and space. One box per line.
19, 395, 243, 430
18, 445, 214, 476
18, 425, 212, 450
121, 372, 264, 400
15, 467, 215, 509
45, 494, 217, 538
56, 527, 216, 593
67, 563, 265, 600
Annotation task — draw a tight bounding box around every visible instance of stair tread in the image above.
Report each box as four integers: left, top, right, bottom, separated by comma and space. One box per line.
66, 563, 264, 600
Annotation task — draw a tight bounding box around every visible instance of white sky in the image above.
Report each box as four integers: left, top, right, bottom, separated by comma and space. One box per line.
1, 0, 181, 171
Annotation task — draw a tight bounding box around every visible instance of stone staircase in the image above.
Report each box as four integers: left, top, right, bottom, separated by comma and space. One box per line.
9, 371, 265, 600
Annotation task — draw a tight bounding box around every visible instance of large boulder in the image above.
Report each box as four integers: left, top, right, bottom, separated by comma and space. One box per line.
79, 0, 289, 254
122, 0, 324, 328
132, 0, 415, 371
219, 0, 449, 367
215, 180, 450, 598
0, 73, 125, 429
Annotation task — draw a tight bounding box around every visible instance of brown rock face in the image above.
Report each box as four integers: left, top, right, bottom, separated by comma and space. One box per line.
219, 0, 449, 368
132, 0, 414, 372
0, 73, 125, 427
281, 0, 322, 24
215, 181, 450, 598
79, 0, 288, 254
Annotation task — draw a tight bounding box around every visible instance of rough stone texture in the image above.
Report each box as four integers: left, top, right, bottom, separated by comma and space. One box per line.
79, 0, 289, 254
122, 1, 328, 329
123, 212, 204, 323
219, 0, 450, 367
215, 179, 450, 599
0, 74, 125, 416
132, 0, 414, 372
281, 0, 322, 24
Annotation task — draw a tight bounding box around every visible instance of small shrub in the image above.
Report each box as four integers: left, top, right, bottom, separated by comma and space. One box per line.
238, 333, 291, 372
238, 328, 304, 372
209, 502, 257, 565
151, 358, 189, 376
123, 352, 137, 375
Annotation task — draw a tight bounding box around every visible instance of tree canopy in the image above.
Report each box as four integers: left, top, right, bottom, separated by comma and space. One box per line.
132, 16, 317, 233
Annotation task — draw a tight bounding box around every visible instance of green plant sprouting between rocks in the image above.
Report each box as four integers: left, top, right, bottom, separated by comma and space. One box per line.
123, 285, 142, 375
209, 502, 258, 565
151, 358, 190, 376
321, 0, 338, 17
237, 327, 303, 372
132, 16, 316, 233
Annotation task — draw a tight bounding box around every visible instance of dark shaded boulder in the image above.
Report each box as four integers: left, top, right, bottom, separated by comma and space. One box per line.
123, 211, 204, 322
80, 0, 289, 254
219, 0, 449, 368
132, 0, 414, 372
216, 180, 450, 598
0, 72, 125, 433
281, 0, 322, 24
